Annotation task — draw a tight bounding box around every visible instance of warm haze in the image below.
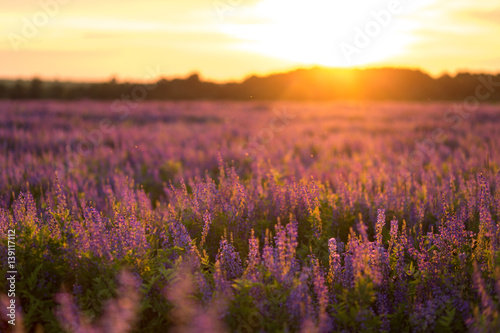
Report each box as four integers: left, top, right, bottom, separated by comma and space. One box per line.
1, 0, 500, 81
3, 1, 500, 332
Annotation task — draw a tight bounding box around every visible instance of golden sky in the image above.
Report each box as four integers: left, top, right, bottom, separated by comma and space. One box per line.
1, 0, 499, 82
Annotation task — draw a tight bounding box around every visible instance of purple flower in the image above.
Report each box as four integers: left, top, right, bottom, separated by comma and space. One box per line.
215, 236, 243, 281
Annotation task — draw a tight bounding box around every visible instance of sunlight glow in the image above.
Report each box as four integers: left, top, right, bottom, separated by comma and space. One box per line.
218, 0, 426, 68
0, 0, 499, 80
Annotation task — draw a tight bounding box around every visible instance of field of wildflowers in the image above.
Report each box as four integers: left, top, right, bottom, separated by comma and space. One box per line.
0, 100, 499, 332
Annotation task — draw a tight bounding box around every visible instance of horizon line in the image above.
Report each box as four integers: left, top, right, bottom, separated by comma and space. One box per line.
2, 65, 500, 85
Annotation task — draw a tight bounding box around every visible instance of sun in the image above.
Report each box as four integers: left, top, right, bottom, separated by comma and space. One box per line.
218, 0, 422, 68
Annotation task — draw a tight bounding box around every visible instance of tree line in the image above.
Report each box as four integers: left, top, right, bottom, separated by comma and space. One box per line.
1, 67, 499, 101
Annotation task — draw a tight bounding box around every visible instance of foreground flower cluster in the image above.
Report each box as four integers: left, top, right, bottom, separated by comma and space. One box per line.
0, 100, 499, 332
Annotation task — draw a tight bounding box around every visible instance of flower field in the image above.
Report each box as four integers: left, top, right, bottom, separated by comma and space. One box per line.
1, 100, 499, 332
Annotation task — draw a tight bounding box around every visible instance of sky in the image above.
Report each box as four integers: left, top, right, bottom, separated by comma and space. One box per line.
1, 0, 499, 82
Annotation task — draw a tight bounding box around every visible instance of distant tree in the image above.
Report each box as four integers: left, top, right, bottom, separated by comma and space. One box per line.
10, 81, 27, 99
90, 78, 122, 99
28, 78, 43, 99
50, 81, 65, 99
66, 85, 88, 100
0, 83, 6, 98
187, 73, 200, 83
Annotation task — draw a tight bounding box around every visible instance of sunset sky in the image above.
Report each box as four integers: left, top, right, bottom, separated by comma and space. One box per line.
1, 0, 499, 82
